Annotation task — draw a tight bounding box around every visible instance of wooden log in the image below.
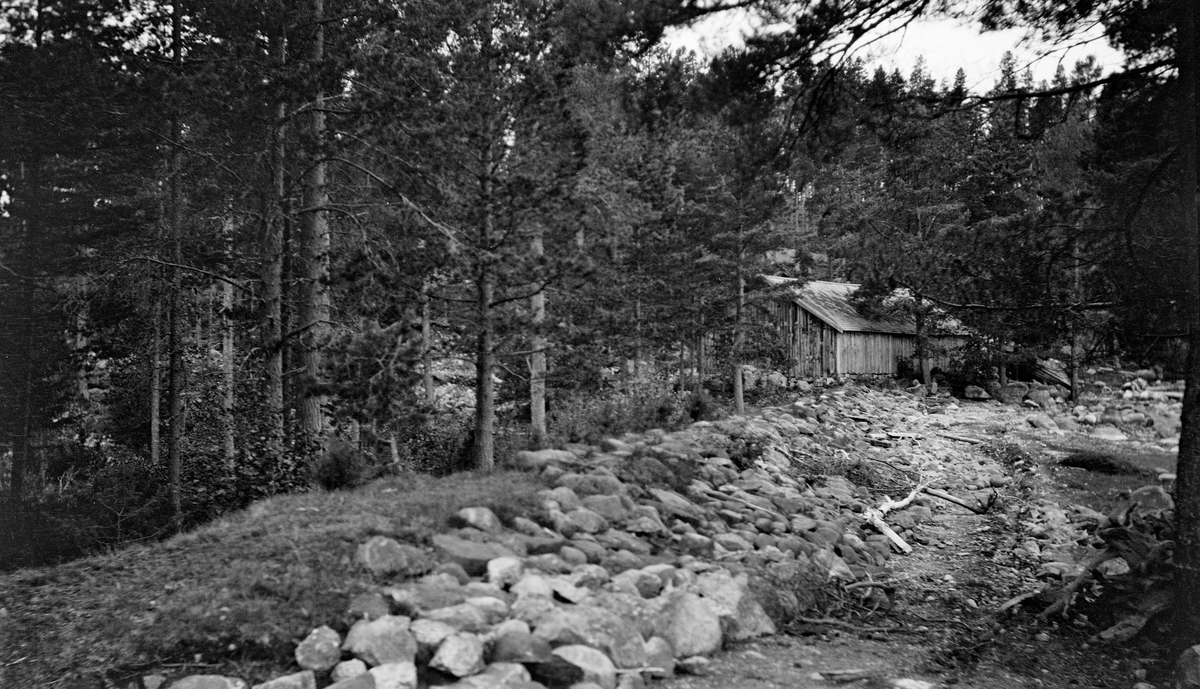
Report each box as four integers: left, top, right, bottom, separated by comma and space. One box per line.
922, 487, 990, 514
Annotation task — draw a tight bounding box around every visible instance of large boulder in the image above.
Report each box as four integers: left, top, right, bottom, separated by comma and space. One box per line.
343, 615, 417, 667
532, 605, 646, 668
430, 633, 487, 678
650, 592, 722, 658
963, 385, 990, 401
647, 488, 705, 523
692, 570, 776, 640
432, 534, 517, 577
509, 449, 576, 471
168, 678, 248, 689
551, 645, 618, 689
994, 382, 1029, 404
455, 507, 504, 533
369, 662, 418, 689
357, 536, 429, 578
556, 472, 625, 496
251, 672, 315, 689
295, 626, 342, 672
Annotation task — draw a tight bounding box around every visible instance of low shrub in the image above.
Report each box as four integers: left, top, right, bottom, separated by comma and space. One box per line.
546, 378, 718, 446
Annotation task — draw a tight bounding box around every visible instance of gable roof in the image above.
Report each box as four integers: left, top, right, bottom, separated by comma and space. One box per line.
760, 276, 918, 335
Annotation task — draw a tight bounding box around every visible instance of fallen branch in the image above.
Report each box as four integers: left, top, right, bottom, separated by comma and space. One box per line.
941, 432, 985, 445
922, 487, 990, 514
865, 510, 912, 553
796, 617, 899, 634
997, 586, 1046, 615
862, 478, 937, 554
845, 580, 894, 591
1039, 548, 1116, 620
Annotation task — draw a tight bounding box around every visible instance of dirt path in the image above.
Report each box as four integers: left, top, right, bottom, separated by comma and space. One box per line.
661, 400, 1170, 689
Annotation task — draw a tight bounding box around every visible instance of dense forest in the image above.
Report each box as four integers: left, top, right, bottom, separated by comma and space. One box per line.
0, 0, 1196, 618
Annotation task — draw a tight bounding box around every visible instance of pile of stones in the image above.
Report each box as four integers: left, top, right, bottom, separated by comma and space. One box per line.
163, 385, 997, 689
968, 372, 1184, 447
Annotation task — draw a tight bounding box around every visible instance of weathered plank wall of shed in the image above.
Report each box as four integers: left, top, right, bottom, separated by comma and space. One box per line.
762, 300, 836, 377
838, 332, 914, 374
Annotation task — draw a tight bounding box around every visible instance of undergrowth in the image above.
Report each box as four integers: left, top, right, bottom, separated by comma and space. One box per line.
0, 470, 547, 688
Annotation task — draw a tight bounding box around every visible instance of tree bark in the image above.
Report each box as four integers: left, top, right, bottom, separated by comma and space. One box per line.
166, 0, 185, 533
1173, 0, 1200, 649
298, 0, 329, 450
914, 299, 932, 384
221, 215, 236, 471
421, 279, 435, 407
262, 20, 287, 464
474, 236, 496, 471
733, 255, 746, 415
473, 142, 496, 472
530, 225, 547, 448
150, 276, 162, 466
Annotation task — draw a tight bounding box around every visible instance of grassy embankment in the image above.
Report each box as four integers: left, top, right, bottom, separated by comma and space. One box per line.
0, 470, 546, 688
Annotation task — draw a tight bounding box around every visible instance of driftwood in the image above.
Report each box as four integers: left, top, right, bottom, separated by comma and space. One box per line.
862, 480, 934, 554
997, 586, 1046, 615
940, 432, 985, 445
922, 487, 991, 514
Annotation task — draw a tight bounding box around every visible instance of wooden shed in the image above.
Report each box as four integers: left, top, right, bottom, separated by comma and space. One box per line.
758, 276, 962, 377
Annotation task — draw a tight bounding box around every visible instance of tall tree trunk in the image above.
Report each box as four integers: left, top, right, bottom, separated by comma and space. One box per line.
1173, 0, 1200, 649
13, 190, 37, 500
473, 128, 497, 472
474, 221, 496, 471
530, 226, 547, 448
166, 2, 185, 533
150, 279, 162, 466
262, 22, 287, 464
298, 0, 329, 450
421, 279, 435, 407
221, 215, 236, 471
914, 300, 932, 384
733, 262, 746, 415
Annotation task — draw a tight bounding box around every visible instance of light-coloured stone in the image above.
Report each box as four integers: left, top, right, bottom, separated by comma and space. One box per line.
331, 659, 369, 683
533, 605, 646, 668
583, 494, 631, 521
487, 556, 524, 588
644, 636, 675, 678
410, 618, 458, 652
1180, 644, 1200, 689
356, 536, 427, 578
693, 569, 776, 640
652, 592, 722, 657
457, 507, 504, 532
552, 645, 618, 689
491, 630, 555, 664
343, 615, 417, 667
430, 633, 487, 677
167, 677, 248, 689
295, 625, 342, 672
450, 662, 535, 689
512, 449, 576, 470
432, 534, 517, 577
562, 508, 609, 536
369, 662, 418, 689
251, 671, 315, 689
648, 488, 705, 522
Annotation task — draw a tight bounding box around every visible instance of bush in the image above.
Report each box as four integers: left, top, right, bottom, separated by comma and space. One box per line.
546, 378, 704, 445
